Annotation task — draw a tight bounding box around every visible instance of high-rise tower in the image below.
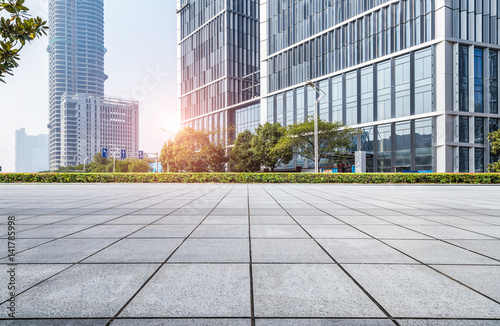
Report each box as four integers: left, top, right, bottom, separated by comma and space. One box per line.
47, 0, 108, 170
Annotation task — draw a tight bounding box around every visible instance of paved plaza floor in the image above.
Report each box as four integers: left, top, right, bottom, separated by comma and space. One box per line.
0, 183, 499, 325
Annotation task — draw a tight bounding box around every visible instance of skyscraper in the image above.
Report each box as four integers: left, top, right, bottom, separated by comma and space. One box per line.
179, 0, 500, 173
48, 0, 139, 170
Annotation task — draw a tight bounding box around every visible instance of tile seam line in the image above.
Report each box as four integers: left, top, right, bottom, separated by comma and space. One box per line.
105, 184, 236, 326
259, 184, 400, 326
0, 185, 223, 307
247, 185, 256, 326
281, 185, 500, 307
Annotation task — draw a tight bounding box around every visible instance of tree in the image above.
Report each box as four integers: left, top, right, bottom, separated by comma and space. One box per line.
252, 122, 293, 171
275, 118, 360, 165
129, 158, 151, 173
1, 0, 48, 82
229, 130, 261, 172
488, 130, 500, 172
159, 127, 229, 172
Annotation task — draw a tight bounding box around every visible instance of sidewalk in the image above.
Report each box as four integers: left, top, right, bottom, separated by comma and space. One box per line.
1, 184, 499, 325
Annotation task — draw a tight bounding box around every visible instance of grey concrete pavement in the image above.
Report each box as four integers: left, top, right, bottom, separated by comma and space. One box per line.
0, 183, 499, 325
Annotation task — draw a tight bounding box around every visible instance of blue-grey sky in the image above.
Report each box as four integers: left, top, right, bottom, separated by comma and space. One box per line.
0, 0, 178, 172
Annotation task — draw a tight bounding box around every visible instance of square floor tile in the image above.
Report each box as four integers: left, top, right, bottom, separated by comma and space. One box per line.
251, 225, 309, 239
317, 239, 415, 264
0, 264, 158, 318
303, 225, 371, 239
343, 264, 500, 318
120, 264, 251, 317
252, 239, 332, 263
169, 238, 249, 263
191, 225, 249, 238
253, 264, 385, 318
130, 225, 197, 238
83, 239, 182, 263
383, 240, 498, 265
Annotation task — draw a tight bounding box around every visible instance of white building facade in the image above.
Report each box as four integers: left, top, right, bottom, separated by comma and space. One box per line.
60, 93, 139, 167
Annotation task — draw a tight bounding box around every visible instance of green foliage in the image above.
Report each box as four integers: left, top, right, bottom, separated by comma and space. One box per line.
229, 130, 261, 172
488, 130, 500, 172
252, 122, 293, 171
1, 0, 48, 82
160, 127, 228, 173
276, 118, 360, 165
1, 173, 499, 184
55, 153, 151, 173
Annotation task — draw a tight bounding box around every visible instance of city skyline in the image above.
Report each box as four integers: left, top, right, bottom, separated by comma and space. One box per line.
0, 0, 178, 172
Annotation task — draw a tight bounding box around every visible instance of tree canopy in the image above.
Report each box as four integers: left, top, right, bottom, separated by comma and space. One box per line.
275, 118, 360, 165
1, 0, 48, 82
160, 127, 228, 173
229, 130, 261, 172
252, 122, 293, 171
488, 130, 500, 172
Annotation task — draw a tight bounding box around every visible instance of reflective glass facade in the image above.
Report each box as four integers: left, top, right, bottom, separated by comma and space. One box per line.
266, 0, 435, 93
178, 0, 260, 136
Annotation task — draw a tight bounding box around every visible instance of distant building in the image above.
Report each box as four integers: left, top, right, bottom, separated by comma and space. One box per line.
60, 93, 139, 167
48, 0, 138, 170
15, 128, 49, 172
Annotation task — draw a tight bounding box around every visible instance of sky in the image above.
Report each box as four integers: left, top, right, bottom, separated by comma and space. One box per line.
0, 0, 179, 172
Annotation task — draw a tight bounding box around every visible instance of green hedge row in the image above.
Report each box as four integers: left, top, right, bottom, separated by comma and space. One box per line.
1, 173, 500, 184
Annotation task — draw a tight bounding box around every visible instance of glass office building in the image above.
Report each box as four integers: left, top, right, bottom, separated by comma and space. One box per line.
179, 0, 500, 172
177, 0, 261, 140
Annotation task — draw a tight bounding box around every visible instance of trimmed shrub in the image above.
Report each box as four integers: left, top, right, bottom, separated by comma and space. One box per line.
0, 173, 499, 184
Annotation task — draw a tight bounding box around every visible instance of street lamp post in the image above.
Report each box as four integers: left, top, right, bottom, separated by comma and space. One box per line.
306, 80, 326, 173
83, 157, 89, 172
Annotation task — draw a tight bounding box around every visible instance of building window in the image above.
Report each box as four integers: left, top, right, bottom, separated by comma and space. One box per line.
318, 79, 330, 122
285, 90, 294, 126
297, 87, 305, 123
377, 60, 392, 121
395, 54, 411, 117
474, 117, 484, 144
415, 118, 433, 171
395, 121, 411, 171
459, 116, 469, 143
475, 148, 485, 173
345, 71, 358, 125
474, 48, 484, 113
459, 45, 469, 112
414, 47, 433, 114
267, 96, 275, 124
490, 50, 498, 114
360, 66, 374, 123
276, 93, 284, 125
332, 75, 343, 123
377, 124, 392, 173
459, 147, 469, 172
